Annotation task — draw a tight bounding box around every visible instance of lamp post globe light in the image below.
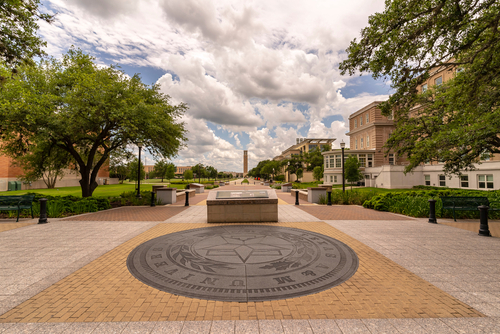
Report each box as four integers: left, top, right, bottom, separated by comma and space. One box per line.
340, 140, 345, 193
136, 142, 143, 199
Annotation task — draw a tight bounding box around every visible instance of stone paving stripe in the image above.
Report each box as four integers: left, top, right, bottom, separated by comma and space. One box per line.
0, 222, 484, 323
0, 222, 35, 233
440, 221, 500, 238
61, 206, 188, 221
296, 205, 414, 220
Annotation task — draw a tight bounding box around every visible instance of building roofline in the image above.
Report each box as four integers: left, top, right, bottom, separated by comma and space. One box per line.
348, 101, 386, 119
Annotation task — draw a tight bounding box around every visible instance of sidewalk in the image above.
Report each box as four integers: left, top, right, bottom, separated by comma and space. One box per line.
0, 186, 499, 333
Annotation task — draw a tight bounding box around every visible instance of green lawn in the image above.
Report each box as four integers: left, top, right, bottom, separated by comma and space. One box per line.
0, 183, 155, 198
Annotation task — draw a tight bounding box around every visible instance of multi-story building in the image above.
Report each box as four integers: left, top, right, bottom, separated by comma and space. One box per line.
322, 67, 500, 189
175, 166, 192, 176
0, 154, 112, 191
274, 138, 336, 182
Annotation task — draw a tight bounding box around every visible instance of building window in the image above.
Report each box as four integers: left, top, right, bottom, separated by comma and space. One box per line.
365, 174, 370, 179
355, 139, 358, 149
325, 157, 329, 169
460, 175, 469, 188
435, 76, 442, 86
334, 175, 337, 183
388, 154, 394, 165
424, 175, 430, 186
439, 175, 446, 187
335, 155, 341, 168
330, 155, 335, 168
387, 111, 394, 120
358, 154, 366, 167
360, 116, 363, 126
360, 138, 364, 148
366, 135, 369, 147
422, 84, 428, 92
330, 175, 333, 183
478, 175, 493, 189
366, 113, 369, 123
354, 119, 357, 128
367, 154, 373, 167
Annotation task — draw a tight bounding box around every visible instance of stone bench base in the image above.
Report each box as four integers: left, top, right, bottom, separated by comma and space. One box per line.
207, 190, 278, 223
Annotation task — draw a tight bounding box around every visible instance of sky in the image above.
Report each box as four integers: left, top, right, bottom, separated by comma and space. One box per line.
39, 0, 392, 172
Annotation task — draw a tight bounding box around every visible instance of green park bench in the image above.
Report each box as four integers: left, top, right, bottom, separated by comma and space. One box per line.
440, 196, 500, 221
0, 195, 35, 222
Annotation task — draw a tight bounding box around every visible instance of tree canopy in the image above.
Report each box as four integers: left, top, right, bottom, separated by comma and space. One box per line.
0, 0, 54, 73
344, 156, 363, 189
340, 0, 500, 174
0, 49, 187, 196
153, 159, 174, 182
127, 158, 145, 181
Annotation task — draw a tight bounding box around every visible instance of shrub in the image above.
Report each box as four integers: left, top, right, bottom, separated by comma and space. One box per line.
362, 189, 500, 218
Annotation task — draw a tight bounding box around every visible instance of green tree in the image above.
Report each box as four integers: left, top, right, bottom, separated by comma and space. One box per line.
153, 159, 171, 182
166, 163, 176, 181
284, 154, 304, 181
128, 158, 145, 181
206, 166, 217, 180
183, 169, 193, 181
15, 142, 71, 188
0, 0, 54, 74
0, 49, 187, 197
191, 163, 206, 182
109, 149, 133, 184
344, 156, 363, 190
304, 145, 330, 172
260, 160, 281, 180
339, 0, 500, 175
312, 165, 323, 182
296, 168, 303, 181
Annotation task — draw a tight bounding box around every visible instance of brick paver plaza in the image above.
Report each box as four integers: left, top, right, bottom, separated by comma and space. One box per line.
0, 183, 499, 333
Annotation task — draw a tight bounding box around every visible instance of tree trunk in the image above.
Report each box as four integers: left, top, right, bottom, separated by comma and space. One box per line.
79, 170, 98, 197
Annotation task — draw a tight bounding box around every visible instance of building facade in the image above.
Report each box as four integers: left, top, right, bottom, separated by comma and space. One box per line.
322, 68, 500, 190
0, 154, 112, 191
274, 138, 336, 182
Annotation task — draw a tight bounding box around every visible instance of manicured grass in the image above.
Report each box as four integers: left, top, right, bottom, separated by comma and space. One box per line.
0, 183, 154, 198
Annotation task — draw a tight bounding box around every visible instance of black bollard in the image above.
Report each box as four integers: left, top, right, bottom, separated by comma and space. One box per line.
295, 190, 299, 205
150, 191, 156, 207
185, 185, 190, 206
428, 199, 437, 224
327, 191, 332, 206
38, 198, 48, 224
478, 205, 491, 237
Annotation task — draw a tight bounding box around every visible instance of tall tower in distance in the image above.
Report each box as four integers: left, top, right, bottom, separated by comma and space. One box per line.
243, 150, 248, 175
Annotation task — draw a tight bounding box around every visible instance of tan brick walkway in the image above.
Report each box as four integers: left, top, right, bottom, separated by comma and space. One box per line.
0, 222, 482, 323
0, 222, 35, 233
440, 220, 500, 238
297, 205, 414, 220
61, 206, 188, 221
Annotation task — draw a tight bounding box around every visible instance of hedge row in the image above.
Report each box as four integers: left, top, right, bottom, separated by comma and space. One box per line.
362, 189, 500, 219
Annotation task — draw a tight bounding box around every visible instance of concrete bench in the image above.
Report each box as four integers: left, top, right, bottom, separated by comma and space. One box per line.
318, 184, 332, 192
281, 183, 292, 192
156, 188, 177, 204
308, 187, 327, 204
189, 183, 205, 193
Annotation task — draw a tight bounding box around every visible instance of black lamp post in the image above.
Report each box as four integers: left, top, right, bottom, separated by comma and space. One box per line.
340, 140, 345, 193
136, 142, 143, 199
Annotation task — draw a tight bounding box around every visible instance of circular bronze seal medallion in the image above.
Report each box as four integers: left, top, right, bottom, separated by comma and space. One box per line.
127, 225, 358, 302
